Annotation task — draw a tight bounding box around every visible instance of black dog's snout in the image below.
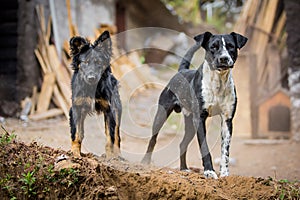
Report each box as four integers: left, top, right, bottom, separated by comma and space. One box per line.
219, 56, 229, 64
87, 75, 96, 82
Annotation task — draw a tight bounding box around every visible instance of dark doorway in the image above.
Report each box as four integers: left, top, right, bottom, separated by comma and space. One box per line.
0, 0, 19, 116
268, 105, 290, 132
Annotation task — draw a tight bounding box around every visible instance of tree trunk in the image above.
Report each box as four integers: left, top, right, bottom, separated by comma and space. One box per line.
285, 0, 300, 142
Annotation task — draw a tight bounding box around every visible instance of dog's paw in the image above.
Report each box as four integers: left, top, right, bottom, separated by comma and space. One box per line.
71, 149, 81, 158
204, 170, 218, 179
71, 141, 82, 158
220, 169, 229, 177
180, 169, 192, 173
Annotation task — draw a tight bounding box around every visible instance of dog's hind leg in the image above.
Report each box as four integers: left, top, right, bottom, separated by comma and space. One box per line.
113, 105, 122, 157
104, 111, 115, 159
141, 90, 176, 164
104, 108, 123, 159
70, 107, 87, 157
180, 114, 195, 170
141, 105, 171, 164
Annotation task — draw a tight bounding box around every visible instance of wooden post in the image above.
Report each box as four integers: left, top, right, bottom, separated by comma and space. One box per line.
36, 72, 56, 113
66, 0, 76, 37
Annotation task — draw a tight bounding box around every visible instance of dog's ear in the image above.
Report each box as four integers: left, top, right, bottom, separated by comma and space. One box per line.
230, 32, 248, 49
69, 36, 88, 56
93, 31, 112, 56
193, 32, 212, 48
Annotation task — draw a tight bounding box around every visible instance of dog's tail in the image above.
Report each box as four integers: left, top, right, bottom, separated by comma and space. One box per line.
178, 42, 201, 71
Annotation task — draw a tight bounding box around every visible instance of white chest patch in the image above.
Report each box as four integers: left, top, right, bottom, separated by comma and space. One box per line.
201, 60, 236, 118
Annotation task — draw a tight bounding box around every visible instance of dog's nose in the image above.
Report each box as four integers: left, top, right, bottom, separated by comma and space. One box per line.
87, 75, 96, 82
219, 56, 229, 64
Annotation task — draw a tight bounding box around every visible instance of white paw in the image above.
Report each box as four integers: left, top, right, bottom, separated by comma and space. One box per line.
220, 166, 229, 177
220, 171, 229, 177
204, 170, 218, 179
181, 169, 192, 173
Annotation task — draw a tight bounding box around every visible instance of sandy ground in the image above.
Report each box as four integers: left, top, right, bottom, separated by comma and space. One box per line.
2, 67, 300, 181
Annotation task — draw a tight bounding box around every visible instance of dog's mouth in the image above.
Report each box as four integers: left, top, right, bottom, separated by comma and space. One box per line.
85, 76, 99, 85
216, 65, 233, 71
86, 80, 98, 85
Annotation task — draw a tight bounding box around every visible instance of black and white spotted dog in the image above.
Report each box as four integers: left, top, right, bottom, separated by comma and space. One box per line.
69, 31, 122, 158
142, 32, 247, 178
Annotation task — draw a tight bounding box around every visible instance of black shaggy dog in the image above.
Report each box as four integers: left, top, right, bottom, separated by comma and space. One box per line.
69, 31, 122, 158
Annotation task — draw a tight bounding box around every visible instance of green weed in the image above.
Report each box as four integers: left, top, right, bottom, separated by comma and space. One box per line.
19, 171, 37, 197
0, 174, 16, 199
58, 168, 80, 187
275, 179, 300, 200
0, 126, 16, 145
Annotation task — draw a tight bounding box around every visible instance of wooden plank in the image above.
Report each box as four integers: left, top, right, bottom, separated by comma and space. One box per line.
30, 86, 38, 115
35, 5, 45, 34
248, 53, 259, 138
62, 52, 73, 76
254, 0, 279, 86
63, 40, 70, 55
49, 0, 62, 59
274, 11, 286, 41
234, 0, 259, 34
37, 72, 56, 113
46, 16, 52, 44
51, 95, 60, 108
266, 44, 281, 91
35, 5, 48, 47
53, 85, 70, 119
47, 45, 72, 107
66, 0, 75, 37
29, 108, 63, 121
34, 49, 48, 74
38, 45, 52, 72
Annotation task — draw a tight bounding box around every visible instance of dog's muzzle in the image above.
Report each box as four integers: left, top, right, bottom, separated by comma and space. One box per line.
86, 75, 98, 85
217, 56, 234, 70
217, 65, 233, 71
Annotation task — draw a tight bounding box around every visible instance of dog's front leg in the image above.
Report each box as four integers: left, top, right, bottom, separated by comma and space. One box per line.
70, 107, 87, 157
220, 116, 233, 177
195, 113, 218, 179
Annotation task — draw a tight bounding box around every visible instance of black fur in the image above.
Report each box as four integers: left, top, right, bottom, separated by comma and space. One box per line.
69, 31, 122, 157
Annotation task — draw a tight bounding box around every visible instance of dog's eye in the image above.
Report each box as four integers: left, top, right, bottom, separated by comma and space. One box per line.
79, 61, 88, 69
81, 61, 88, 65
211, 44, 219, 51
226, 43, 234, 49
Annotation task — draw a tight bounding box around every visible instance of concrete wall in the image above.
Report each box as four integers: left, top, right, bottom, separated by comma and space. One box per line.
51, 0, 115, 54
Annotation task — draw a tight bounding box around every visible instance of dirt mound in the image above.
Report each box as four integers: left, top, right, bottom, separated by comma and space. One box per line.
0, 131, 299, 200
